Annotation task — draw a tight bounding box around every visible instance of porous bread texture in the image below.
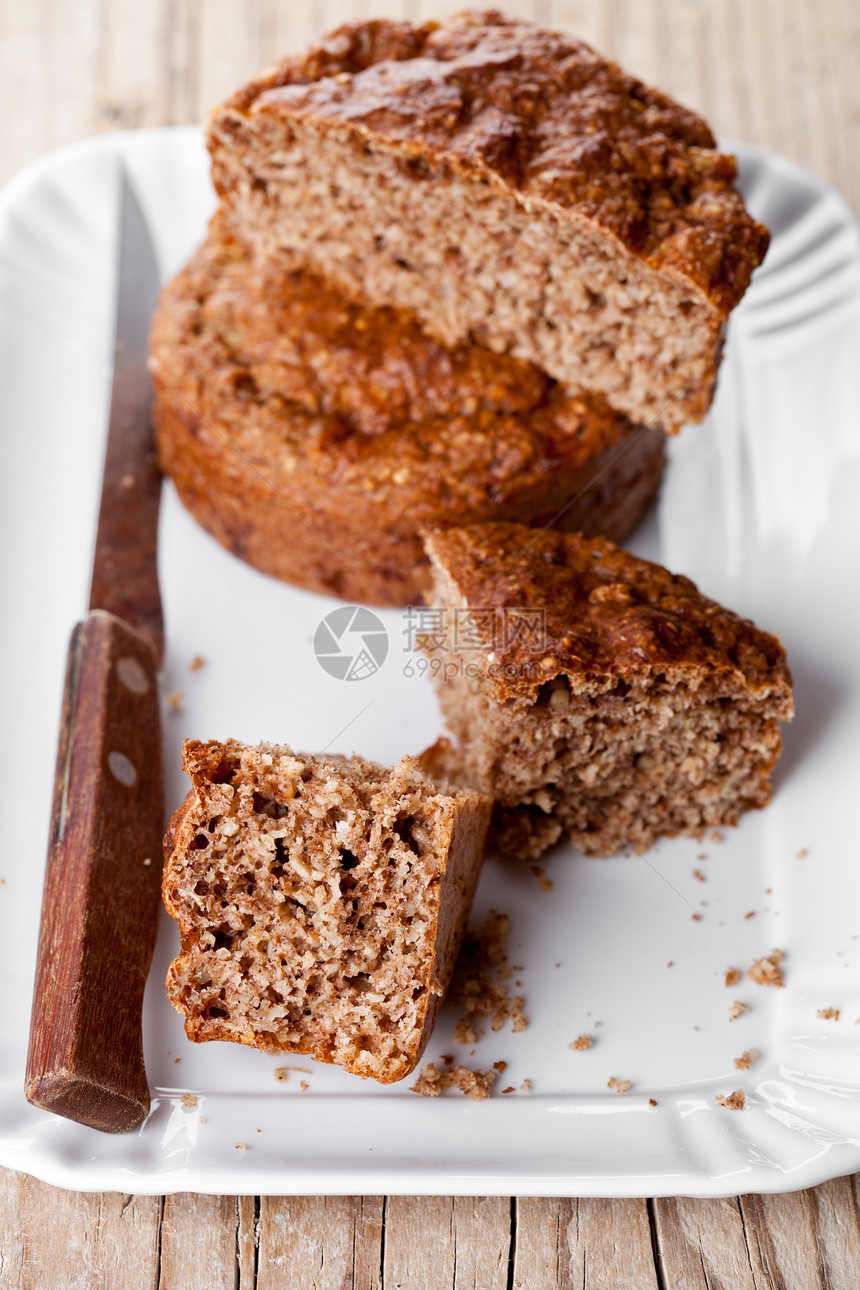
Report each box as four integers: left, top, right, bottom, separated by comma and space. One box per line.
421, 523, 794, 859
207, 10, 769, 433
149, 222, 665, 607
162, 740, 491, 1083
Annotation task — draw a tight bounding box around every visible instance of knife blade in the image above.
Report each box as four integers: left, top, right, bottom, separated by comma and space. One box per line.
25, 167, 166, 1134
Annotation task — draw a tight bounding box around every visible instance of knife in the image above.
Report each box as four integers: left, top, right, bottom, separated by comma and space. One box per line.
25, 168, 165, 1134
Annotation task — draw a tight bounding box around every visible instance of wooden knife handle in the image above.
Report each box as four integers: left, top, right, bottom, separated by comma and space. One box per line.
25, 610, 165, 1133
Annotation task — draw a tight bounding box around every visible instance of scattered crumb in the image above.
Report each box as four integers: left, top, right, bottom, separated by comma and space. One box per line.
729, 1000, 750, 1021
501, 1086, 515, 1094
594, 1020, 602, 1028
697, 853, 707, 861
649, 1098, 658, 1107
725, 967, 741, 988
200, 1116, 207, 1125
693, 1025, 702, 1032
710, 831, 724, 844
692, 913, 702, 922
454, 1018, 479, 1045
744, 911, 756, 920
519, 1079, 532, 1093
167, 690, 183, 713
256, 1128, 262, 1133
450, 911, 527, 1042
765, 888, 772, 894
734, 1049, 760, 1070
531, 865, 544, 878
693, 869, 707, 883
817, 1007, 840, 1021
235, 1142, 248, 1151
173, 1057, 181, 1064
188, 654, 207, 672
300, 1080, 310, 1092
440, 1054, 454, 1066
411, 1061, 498, 1101
715, 1089, 745, 1110
796, 848, 809, 859
667, 961, 674, 968
607, 1077, 632, 1094
274, 1068, 288, 1083
538, 878, 553, 892
493, 1060, 508, 1074
748, 950, 785, 989
569, 1035, 594, 1051
180, 1093, 198, 1108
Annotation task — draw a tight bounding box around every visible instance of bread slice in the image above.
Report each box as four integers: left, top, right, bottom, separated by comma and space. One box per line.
207, 10, 768, 433
162, 740, 491, 1082
149, 220, 665, 607
422, 523, 793, 859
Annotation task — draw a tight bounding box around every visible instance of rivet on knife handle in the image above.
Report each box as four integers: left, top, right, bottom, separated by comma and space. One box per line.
25, 610, 164, 1133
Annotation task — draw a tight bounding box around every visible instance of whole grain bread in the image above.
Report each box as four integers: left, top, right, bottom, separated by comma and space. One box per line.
162, 739, 491, 1083
149, 222, 665, 606
421, 522, 794, 858
208, 9, 768, 433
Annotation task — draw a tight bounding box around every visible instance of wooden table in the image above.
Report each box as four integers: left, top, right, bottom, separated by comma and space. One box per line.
1, 2, 858, 1285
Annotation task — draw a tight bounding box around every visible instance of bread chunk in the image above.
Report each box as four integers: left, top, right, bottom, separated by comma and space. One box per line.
149, 223, 664, 606
422, 523, 793, 859
207, 10, 768, 433
162, 740, 491, 1083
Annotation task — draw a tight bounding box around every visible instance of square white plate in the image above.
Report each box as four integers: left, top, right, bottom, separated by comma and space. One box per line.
1, 128, 859, 1197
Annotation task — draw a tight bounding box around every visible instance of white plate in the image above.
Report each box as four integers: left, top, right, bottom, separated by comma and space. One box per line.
1, 128, 859, 1198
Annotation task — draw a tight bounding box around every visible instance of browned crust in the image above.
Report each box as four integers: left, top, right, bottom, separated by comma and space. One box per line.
149, 226, 665, 607
161, 740, 491, 1082
423, 522, 794, 704
212, 9, 768, 313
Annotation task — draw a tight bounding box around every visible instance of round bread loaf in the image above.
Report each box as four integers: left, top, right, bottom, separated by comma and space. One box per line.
149, 222, 665, 606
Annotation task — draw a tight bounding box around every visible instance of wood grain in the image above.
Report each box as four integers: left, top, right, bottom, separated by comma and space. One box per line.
513, 1197, 660, 1289
2, 1, 860, 1287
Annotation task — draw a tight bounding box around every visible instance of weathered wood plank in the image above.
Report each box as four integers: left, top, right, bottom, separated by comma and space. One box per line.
256, 1195, 383, 1290
652, 1195, 759, 1290
512, 1197, 660, 1290
0, 1168, 160, 1290
382, 1196, 511, 1289
159, 1193, 238, 1290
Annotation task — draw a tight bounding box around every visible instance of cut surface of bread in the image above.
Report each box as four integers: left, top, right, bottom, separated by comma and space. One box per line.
207, 10, 768, 432
422, 523, 794, 859
149, 222, 665, 606
162, 740, 491, 1083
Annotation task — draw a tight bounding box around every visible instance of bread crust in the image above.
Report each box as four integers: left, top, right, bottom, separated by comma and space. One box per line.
150, 225, 665, 606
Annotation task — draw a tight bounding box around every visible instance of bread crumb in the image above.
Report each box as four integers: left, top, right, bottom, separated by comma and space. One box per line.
569, 1035, 594, 1051
744, 911, 756, 920
697, 853, 708, 861
710, 831, 724, 844
188, 655, 207, 672
594, 1020, 602, 1028
300, 1080, 310, 1092
607, 1077, 631, 1094
796, 848, 809, 859
667, 961, 674, 968
200, 1116, 207, 1125
180, 1093, 198, 1108
734, 1049, 759, 1069
648, 1098, 658, 1107
817, 1007, 840, 1021
411, 1061, 497, 1100
531, 865, 544, 878
728, 1000, 750, 1021
692, 912, 702, 922
167, 690, 183, 713
519, 1079, 532, 1093
274, 1067, 288, 1083
715, 1089, 745, 1110
450, 910, 527, 1042
725, 967, 741, 988
693, 869, 707, 883
748, 950, 785, 988
538, 878, 553, 891
501, 1086, 515, 1094
493, 1060, 508, 1074
235, 1142, 248, 1151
